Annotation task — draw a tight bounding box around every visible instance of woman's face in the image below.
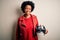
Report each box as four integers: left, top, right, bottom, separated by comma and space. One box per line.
24, 5, 32, 15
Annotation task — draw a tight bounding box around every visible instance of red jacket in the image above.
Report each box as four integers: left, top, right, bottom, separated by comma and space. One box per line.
16, 14, 38, 40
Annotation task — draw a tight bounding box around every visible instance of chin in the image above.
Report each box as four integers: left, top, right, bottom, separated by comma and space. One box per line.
25, 13, 30, 15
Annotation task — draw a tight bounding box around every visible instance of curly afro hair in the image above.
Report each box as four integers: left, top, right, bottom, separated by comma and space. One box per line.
21, 1, 35, 13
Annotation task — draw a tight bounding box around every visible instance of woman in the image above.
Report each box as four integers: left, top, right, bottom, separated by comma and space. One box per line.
16, 1, 48, 40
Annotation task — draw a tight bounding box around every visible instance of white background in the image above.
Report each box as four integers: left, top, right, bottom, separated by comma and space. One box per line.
0, 0, 60, 40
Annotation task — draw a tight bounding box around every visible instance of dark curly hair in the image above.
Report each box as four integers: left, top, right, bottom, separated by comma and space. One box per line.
21, 1, 35, 13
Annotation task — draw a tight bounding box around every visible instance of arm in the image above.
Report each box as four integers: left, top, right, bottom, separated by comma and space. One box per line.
45, 29, 48, 34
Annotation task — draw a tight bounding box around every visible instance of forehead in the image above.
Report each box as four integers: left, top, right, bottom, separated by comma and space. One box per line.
25, 5, 32, 8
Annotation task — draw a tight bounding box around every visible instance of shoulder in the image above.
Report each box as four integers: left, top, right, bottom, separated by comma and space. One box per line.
18, 15, 24, 20
32, 14, 37, 19
31, 14, 37, 17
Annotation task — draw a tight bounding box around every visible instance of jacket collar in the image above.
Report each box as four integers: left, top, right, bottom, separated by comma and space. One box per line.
20, 14, 34, 21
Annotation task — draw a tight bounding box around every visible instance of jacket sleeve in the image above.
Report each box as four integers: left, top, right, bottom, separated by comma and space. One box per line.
35, 16, 39, 27
16, 18, 20, 40
35, 16, 38, 40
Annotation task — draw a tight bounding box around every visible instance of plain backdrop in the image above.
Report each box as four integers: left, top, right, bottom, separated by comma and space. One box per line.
0, 0, 60, 40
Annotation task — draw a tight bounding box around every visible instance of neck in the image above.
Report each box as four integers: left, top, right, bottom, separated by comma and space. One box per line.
24, 14, 31, 18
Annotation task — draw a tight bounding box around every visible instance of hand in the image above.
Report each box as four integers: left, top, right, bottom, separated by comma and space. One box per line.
45, 29, 48, 34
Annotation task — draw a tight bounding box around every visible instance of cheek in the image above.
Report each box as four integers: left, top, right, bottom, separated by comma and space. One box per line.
24, 9, 31, 12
